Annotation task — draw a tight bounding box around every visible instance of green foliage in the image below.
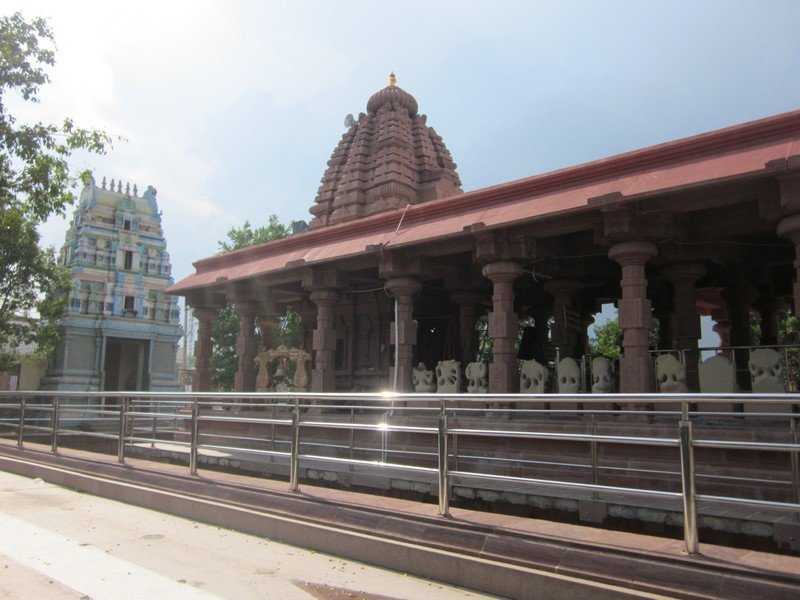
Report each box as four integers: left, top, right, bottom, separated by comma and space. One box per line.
210, 305, 239, 391
0, 13, 112, 369
211, 215, 296, 388
589, 318, 622, 360
218, 215, 290, 252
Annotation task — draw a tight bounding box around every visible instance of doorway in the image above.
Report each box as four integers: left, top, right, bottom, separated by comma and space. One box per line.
104, 338, 150, 391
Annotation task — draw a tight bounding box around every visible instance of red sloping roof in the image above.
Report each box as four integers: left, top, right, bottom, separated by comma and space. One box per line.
168, 109, 800, 295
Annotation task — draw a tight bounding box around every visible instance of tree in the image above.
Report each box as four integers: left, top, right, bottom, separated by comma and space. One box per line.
589, 319, 622, 360
210, 215, 292, 389
0, 13, 112, 370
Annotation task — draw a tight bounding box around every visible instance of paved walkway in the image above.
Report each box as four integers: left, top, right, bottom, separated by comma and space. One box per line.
0, 471, 492, 600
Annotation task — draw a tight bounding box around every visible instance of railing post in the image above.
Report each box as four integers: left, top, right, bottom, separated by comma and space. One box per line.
289, 398, 300, 492
50, 397, 60, 454
679, 402, 699, 554
189, 400, 199, 476
438, 399, 450, 517
791, 415, 800, 517
117, 397, 128, 464
17, 398, 25, 449
591, 412, 599, 499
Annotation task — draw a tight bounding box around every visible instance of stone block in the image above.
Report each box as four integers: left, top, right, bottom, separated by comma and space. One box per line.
774, 518, 800, 552
578, 499, 608, 524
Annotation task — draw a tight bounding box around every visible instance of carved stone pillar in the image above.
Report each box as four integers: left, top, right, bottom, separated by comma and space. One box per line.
482, 261, 523, 393
193, 307, 216, 392
726, 278, 754, 392
234, 302, 258, 392
385, 277, 421, 392
310, 290, 339, 392
544, 279, 582, 358
451, 292, 483, 363
756, 298, 783, 346
777, 201, 800, 314
609, 241, 658, 393
663, 264, 706, 392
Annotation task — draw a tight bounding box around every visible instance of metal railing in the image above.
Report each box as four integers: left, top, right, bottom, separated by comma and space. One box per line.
1, 390, 799, 556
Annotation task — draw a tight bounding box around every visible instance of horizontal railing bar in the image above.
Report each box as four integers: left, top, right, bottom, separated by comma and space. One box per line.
693, 439, 800, 452
300, 421, 437, 434
197, 444, 290, 458
127, 436, 190, 446
450, 470, 683, 499
299, 453, 438, 473
447, 428, 680, 446
3, 390, 800, 404
125, 412, 192, 419
197, 415, 291, 426
696, 493, 800, 513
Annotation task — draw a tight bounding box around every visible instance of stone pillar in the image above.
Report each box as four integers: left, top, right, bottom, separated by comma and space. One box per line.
756, 298, 782, 346
193, 307, 217, 392
482, 261, 523, 393
609, 241, 658, 393
385, 277, 421, 392
778, 213, 800, 314
234, 302, 258, 392
544, 280, 582, 358
663, 264, 706, 392
451, 292, 483, 363
310, 290, 339, 392
726, 279, 754, 392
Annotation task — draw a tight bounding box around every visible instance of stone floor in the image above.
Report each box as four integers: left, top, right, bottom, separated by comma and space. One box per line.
0, 470, 493, 599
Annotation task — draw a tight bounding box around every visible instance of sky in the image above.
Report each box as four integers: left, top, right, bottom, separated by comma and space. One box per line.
8, 0, 800, 345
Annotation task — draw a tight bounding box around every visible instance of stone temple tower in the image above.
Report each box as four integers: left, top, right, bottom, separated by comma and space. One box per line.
41, 174, 181, 391
309, 73, 462, 228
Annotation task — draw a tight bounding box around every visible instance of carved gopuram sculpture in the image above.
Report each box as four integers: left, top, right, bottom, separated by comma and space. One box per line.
749, 348, 786, 393
655, 354, 688, 393
435, 360, 462, 393
465, 362, 488, 394
412, 362, 436, 393
591, 357, 615, 393
254, 345, 312, 392
519, 359, 549, 394
557, 357, 581, 393
699, 354, 737, 393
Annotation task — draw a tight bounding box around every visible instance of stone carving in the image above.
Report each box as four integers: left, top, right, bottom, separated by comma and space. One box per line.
655, 354, 688, 393
699, 354, 737, 393
749, 348, 786, 393
557, 357, 581, 393
591, 357, 615, 393
254, 345, 312, 392
435, 360, 461, 393
519, 359, 548, 393
412, 362, 436, 393
465, 362, 488, 394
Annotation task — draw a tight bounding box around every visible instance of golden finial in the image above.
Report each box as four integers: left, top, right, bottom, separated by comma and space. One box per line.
388, 71, 397, 87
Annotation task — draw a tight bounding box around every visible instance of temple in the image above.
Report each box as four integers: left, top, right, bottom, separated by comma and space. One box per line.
43, 175, 182, 391
168, 75, 800, 398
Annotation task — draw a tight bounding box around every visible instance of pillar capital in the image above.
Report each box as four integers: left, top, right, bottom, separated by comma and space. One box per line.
384, 276, 421, 299
193, 306, 218, 323
661, 263, 706, 285
608, 241, 658, 266
309, 289, 339, 306
777, 213, 800, 243
481, 260, 524, 283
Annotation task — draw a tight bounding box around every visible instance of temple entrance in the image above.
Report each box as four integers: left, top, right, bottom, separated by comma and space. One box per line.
104, 338, 149, 391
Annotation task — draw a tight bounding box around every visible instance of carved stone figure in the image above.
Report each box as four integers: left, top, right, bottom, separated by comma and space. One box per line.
655, 354, 688, 393
435, 360, 461, 393
591, 357, 615, 393
519, 358, 548, 393
749, 348, 785, 393
465, 362, 488, 394
699, 354, 737, 393
254, 345, 312, 392
412, 362, 436, 392
557, 357, 581, 393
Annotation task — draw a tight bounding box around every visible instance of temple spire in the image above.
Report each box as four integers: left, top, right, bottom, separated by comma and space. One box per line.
388, 71, 397, 87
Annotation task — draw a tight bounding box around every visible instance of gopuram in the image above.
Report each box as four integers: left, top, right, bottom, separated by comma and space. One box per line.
168, 74, 800, 401
42, 175, 182, 391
